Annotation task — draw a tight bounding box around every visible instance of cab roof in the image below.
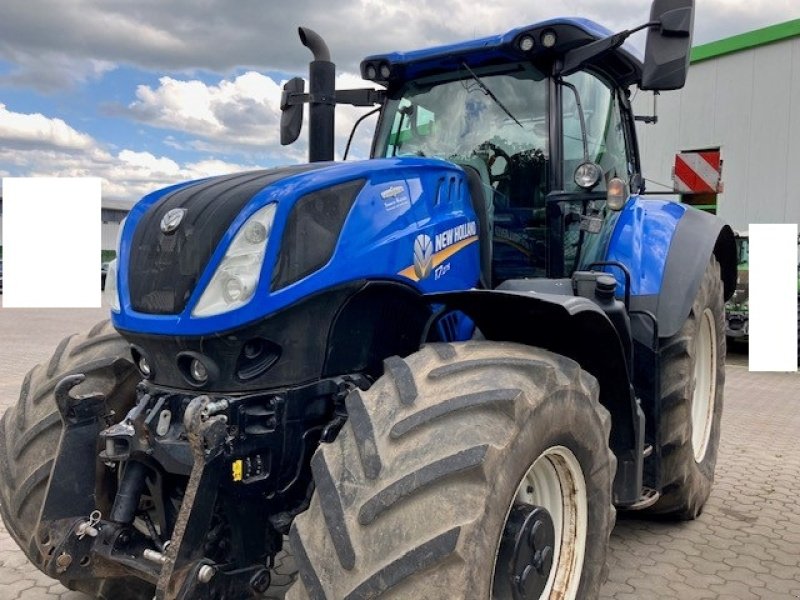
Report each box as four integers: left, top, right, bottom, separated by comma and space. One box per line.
361, 18, 644, 89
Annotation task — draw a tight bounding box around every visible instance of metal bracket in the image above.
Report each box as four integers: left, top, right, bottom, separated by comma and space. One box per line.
281, 87, 386, 109
155, 395, 227, 600
41, 376, 110, 523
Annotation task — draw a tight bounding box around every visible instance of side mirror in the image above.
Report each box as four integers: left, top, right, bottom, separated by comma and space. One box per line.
280, 77, 305, 146
641, 0, 694, 91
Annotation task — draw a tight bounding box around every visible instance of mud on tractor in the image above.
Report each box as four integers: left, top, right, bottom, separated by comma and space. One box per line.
0, 0, 737, 598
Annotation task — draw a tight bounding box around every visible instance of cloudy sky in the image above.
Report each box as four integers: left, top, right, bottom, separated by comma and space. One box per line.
0, 0, 797, 203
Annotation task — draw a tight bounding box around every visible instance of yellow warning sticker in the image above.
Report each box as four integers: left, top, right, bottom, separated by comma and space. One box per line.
232, 459, 243, 482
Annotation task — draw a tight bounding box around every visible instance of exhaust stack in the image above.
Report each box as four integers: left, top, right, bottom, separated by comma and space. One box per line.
299, 27, 335, 162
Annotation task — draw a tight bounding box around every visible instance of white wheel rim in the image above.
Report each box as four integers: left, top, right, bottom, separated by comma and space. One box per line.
691, 308, 717, 462
493, 445, 588, 599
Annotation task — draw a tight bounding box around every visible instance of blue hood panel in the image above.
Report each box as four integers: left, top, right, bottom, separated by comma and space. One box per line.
113, 157, 481, 336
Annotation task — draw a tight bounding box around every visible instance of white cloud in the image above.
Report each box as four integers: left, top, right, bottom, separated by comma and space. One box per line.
0, 103, 95, 151
128, 72, 284, 147
0, 105, 256, 202
117, 149, 180, 175
126, 70, 378, 160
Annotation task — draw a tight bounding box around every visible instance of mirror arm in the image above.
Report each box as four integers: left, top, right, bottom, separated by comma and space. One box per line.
558, 21, 660, 77
281, 91, 309, 110
335, 89, 387, 106
281, 88, 385, 110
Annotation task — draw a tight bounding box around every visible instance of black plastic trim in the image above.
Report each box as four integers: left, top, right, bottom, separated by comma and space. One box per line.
117, 281, 432, 393
271, 179, 366, 291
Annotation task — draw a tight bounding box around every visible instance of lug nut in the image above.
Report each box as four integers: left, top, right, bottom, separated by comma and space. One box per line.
55, 552, 72, 574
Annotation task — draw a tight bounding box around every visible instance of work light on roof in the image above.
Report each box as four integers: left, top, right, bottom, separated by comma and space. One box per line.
519, 35, 535, 52
541, 29, 557, 48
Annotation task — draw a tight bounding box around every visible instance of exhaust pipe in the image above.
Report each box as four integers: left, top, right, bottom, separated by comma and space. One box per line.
299, 27, 335, 162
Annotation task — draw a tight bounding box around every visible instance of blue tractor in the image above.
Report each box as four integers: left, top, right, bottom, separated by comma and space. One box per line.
0, 0, 737, 598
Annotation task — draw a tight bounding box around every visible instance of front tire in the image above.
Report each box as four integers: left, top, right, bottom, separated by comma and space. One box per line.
0, 320, 150, 598
645, 256, 726, 519
287, 342, 616, 600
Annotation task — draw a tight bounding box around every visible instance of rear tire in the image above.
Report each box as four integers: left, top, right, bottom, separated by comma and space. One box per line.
287, 342, 616, 600
644, 256, 725, 519
0, 319, 150, 597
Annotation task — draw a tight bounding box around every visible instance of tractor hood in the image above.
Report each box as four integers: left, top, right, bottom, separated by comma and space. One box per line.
112, 157, 481, 336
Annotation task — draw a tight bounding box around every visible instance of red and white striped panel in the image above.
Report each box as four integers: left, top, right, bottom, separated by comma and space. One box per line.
673, 150, 722, 194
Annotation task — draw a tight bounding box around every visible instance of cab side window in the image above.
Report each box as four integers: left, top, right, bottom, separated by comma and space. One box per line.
562, 71, 629, 192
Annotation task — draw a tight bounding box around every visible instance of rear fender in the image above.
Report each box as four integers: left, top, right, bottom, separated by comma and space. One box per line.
606, 198, 736, 339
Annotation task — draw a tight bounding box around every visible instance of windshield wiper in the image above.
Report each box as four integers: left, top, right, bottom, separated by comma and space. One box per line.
461, 63, 523, 128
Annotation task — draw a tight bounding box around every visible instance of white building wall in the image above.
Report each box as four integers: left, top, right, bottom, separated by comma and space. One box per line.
634, 36, 800, 231
102, 222, 120, 252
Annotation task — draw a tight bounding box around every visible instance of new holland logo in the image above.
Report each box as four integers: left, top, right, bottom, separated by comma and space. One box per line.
398, 220, 478, 283
160, 208, 187, 235
413, 234, 434, 280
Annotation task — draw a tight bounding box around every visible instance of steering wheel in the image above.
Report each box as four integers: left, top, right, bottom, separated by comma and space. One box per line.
478, 142, 512, 185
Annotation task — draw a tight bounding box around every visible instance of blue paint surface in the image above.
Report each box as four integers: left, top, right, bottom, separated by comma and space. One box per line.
605, 196, 687, 296
363, 18, 643, 79
113, 158, 481, 336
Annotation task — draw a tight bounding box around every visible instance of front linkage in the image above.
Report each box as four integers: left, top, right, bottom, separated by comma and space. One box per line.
36, 372, 368, 599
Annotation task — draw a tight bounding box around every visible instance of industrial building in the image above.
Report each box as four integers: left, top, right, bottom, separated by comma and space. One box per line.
634, 19, 800, 231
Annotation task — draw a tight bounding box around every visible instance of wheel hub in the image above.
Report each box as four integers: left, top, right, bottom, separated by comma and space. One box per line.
496, 504, 555, 600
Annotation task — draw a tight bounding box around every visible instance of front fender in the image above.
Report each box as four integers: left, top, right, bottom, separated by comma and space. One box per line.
431, 288, 642, 505
431, 289, 634, 426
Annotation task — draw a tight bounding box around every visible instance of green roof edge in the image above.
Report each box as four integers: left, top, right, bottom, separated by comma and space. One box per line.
691, 19, 800, 64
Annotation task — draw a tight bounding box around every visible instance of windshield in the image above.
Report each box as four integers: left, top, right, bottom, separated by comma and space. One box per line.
376, 64, 549, 167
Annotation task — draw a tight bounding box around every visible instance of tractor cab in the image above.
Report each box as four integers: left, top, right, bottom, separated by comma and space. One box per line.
283, 6, 695, 288
366, 26, 640, 285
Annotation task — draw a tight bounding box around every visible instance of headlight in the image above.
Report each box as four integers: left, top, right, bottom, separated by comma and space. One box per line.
192, 203, 277, 317
105, 259, 120, 312
574, 162, 603, 190
106, 217, 126, 313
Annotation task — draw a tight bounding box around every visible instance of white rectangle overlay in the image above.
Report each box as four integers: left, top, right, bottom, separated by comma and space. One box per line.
748, 223, 798, 372
2, 177, 101, 308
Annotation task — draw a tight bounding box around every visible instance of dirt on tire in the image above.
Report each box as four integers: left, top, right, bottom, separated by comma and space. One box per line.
643, 256, 726, 519
287, 341, 616, 600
